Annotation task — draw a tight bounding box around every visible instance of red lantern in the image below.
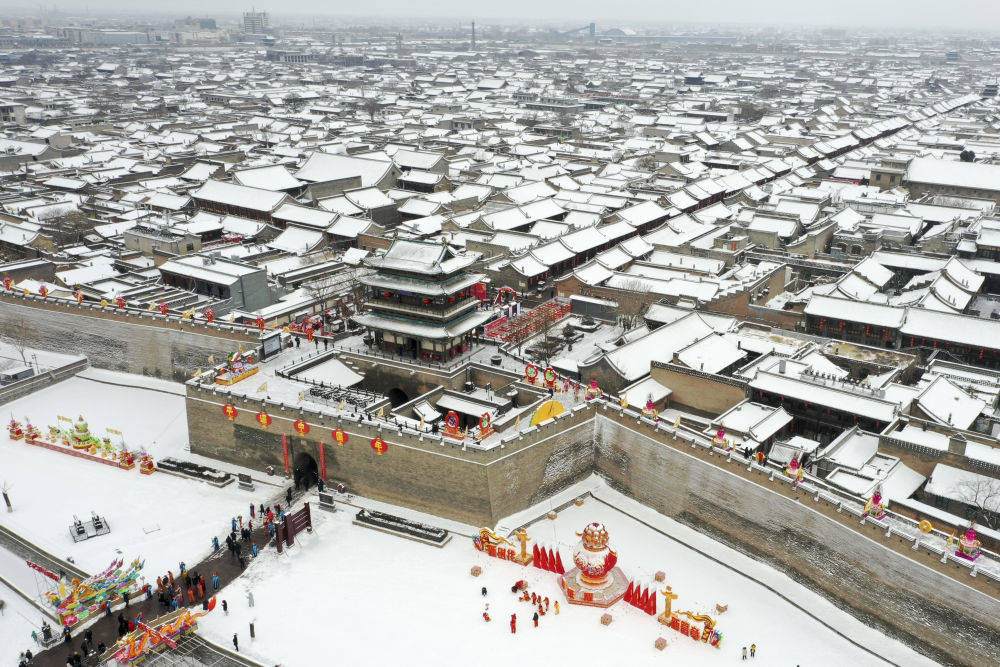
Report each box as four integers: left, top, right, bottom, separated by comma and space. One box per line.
332, 428, 348, 445
293, 419, 310, 435
2, 277, 11, 291
204, 308, 215, 323
256, 411, 272, 428
115, 296, 125, 309
158, 303, 168, 315
222, 404, 238, 421
371, 437, 388, 455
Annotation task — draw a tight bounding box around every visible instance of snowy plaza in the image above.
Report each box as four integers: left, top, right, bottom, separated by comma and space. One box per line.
196, 482, 933, 667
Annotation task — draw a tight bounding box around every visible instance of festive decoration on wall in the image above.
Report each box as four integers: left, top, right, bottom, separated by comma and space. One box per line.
222, 404, 238, 421
332, 428, 348, 445
39, 285, 49, 298
530, 399, 565, 426
785, 457, 804, 487
642, 394, 659, 421
318, 441, 327, 481
293, 419, 310, 435
255, 316, 266, 331
949, 525, 982, 561
585, 378, 602, 401
255, 411, 272, 428
370, 437, 388, 455
157, 303, 168, 315
2, 277, 11, 291
524, 364, 538, 384
115, 296, 125, 309
919, 519, 933, 533
204, 308, 215, 323
443, 410, 462, 439
544, 367, 557, 387
214, 350, 259, 386
478, 412, 493, 439
862, 485, 887, 520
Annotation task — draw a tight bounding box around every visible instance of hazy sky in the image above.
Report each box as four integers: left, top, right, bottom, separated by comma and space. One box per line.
16, 0, 1000, 31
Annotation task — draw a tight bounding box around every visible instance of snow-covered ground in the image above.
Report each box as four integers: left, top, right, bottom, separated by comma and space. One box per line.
0, 582, 51, 665
198, 479, 936, 667
0, 371, 250, 581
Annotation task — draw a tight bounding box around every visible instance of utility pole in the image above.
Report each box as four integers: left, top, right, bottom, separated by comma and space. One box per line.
471, 20, 476, 50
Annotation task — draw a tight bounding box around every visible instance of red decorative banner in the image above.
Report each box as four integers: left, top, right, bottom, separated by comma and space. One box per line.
293, 419, 310, 435
370, 437, 388, 455
332, 428, 348, 446
318, 441, 327, 481
222, 404, 238, 421
282, 433, 290, 473
26, 559, 59, 581
256, 411, 272, 428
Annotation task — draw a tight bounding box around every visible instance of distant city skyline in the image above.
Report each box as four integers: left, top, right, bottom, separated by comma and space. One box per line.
6, 0, 1000, 32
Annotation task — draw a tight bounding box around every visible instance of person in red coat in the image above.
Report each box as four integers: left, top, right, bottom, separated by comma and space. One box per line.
510, 613, 516, 634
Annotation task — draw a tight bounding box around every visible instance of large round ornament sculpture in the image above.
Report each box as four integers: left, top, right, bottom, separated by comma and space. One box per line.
559, 521, 629, 607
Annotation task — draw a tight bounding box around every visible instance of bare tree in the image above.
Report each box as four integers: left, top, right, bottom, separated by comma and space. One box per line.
37, 209, 93, 246
363, 97, 380, 121
0, 316, 31, 366
954, 477, 1000, 530
305, 273, 342, 312
615, 278, 652, 331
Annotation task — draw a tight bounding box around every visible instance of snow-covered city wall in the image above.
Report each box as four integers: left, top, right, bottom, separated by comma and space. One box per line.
594, 414, 1000, 666
1, 295, 256, 381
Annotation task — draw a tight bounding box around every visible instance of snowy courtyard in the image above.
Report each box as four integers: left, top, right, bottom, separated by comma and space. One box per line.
197, 480, 935, 667
0, 369, 251, 584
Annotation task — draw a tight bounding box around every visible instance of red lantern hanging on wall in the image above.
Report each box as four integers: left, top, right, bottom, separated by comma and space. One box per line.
370, 437, 388, 455
256, 411, 272, 428
332, 428, 348, 445
222, 404, 238, 421
293, 419, 310, 435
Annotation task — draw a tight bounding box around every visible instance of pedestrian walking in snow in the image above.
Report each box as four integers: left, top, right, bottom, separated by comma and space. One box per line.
247, 591, 254, 607
250, 504, 255, 519
238, 515, 243, 530
122, 591, 130, 608
212, 536, 219, 552
231, 518, 237, 532
222, 599, 228, 615
212, 573, 220, 590
286, 487, 292, 504
532, 612, 539, 627
481, 586, 487, 596
251, 543, 258, 557
742, 646, 747, 660
554, 601, 559, 614
750, 644, 756, 658
232, 634, 238, 652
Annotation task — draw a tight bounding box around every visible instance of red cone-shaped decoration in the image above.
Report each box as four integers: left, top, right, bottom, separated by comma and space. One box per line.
532, 544, 541, 568
547, 547, 557, 573
624, 581, 634, 604
554, 550, 565, 574
538, 546, 550, 571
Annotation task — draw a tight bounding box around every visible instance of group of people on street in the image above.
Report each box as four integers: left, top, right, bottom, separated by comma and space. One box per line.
56, 626, 105, 667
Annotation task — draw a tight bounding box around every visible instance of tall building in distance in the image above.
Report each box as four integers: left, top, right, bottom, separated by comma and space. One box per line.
242, 10, 269, 34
